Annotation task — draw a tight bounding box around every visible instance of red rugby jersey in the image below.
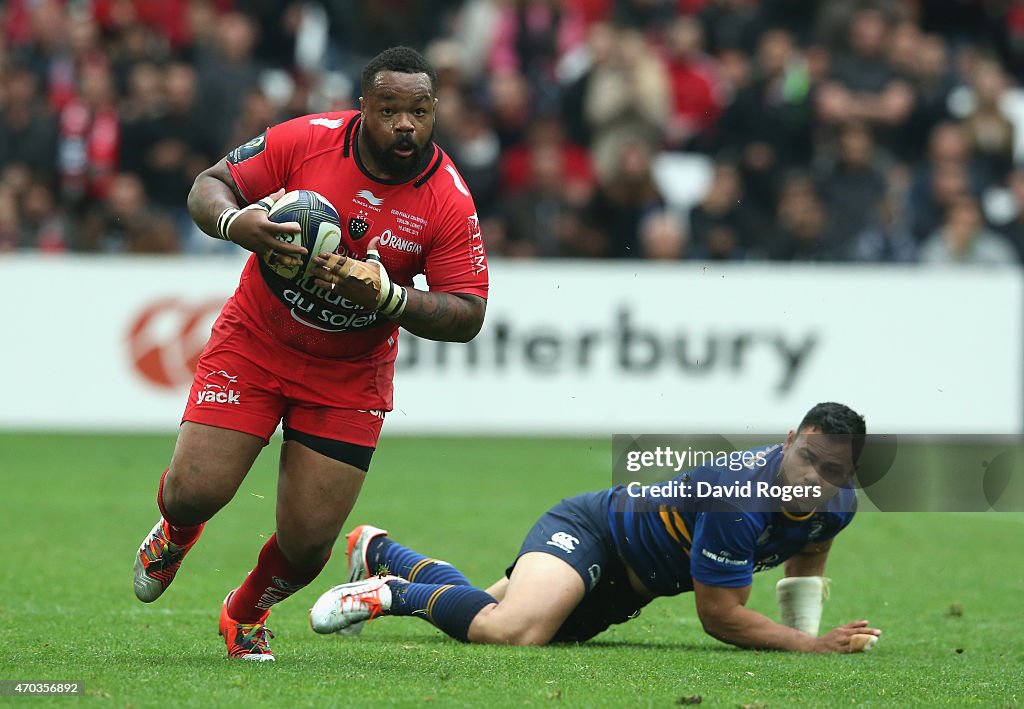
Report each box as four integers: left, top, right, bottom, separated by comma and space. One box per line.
222, 110, 489, 359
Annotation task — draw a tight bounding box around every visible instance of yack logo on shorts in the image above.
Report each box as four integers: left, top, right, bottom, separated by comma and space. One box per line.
546, 532, 579, 553
196, 369, 241, 405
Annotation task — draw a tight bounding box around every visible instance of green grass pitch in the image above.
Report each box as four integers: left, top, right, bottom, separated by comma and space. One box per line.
1, 433, 1022, 708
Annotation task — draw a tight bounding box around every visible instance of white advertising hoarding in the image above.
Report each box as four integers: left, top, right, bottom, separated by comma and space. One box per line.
0, 255, 1019, 434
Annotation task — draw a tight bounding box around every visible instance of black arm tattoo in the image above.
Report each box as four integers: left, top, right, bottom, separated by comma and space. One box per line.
394, 291, 486, 343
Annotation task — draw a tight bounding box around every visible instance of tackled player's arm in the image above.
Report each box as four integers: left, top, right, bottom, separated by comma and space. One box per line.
693, 579, 878, 653
693, 580, 817, 652
784, 538, 832, 578
392, 291, 486, 343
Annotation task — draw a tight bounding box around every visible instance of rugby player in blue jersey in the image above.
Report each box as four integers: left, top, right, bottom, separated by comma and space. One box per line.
310, 402, 881, 652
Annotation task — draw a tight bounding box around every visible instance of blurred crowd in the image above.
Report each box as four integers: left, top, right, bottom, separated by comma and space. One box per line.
2, 0, 1024, 265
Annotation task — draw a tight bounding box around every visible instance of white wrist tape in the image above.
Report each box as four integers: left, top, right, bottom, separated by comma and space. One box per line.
365, 248, 407, 318
215, 196, 277, 241
776, 576, 830, 636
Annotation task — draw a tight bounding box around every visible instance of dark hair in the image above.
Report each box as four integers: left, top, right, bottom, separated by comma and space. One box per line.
361, 46, 437, 97
797, 402, 867, 463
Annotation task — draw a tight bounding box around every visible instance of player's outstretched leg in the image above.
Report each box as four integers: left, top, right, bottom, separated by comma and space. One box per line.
348, 525, 472, 585
133, 469, 206, 603
311, 576, 497, 641
340, 525, 475, 636
133, 517, 205, 602
219, 589, 275, 662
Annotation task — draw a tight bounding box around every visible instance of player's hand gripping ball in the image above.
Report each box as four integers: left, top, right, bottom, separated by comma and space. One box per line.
264, 190, 342, 280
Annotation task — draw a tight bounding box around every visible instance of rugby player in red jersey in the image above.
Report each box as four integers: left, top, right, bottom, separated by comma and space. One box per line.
132, 47, 488, 661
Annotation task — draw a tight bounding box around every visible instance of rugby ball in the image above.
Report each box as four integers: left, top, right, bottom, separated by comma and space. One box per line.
263, 190, 342, 280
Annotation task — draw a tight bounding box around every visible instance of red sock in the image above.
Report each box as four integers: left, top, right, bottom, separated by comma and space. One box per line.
228, 534, 329, 623
157, 468, 203, 546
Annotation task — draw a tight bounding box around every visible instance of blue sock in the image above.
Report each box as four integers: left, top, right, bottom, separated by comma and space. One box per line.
385, 579, 496, 642
368, 537, 471, 586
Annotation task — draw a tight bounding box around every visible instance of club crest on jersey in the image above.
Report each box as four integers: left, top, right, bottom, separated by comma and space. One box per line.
348, 214, 373, 240
227, 132, 266, 164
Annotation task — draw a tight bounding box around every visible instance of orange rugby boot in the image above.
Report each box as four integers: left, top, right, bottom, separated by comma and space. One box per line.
219, 590, 275, 662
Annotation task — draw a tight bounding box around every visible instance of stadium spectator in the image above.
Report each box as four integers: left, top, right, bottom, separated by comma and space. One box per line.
697, 0, 762, 55
996, 167, 1024, 262
0, 180, 18, 250
77, 171, 178, 253
0, 62, 59, 181
131, 47, 489, 663
919, 192, 1019, 265
311, 403, 882, 653
907, 121, 988, 242
768, 173, 839, 261
816, 5, 914, 153
814, 121, 888, 247
847, 192, 917, 263
896, 32, 955, 162
687, 159, 756, 260
192, 11, 263, 154
500, 114, 594, 198
57, 62, 120, 211
581, 135, 665, 258
486, 69, 534, 148
18, 177, 70, 251
581, 24, 670, 155
661, 15, 726, 150
960, 57, 1015, 184
638, 207, 690, 259
717, 27, 814, 217
500, 139, 590, 258
486, 0, 587, 112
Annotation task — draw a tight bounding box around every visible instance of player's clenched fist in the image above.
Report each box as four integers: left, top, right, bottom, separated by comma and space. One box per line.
313, 237, 408, 317
217, 188, 305, 268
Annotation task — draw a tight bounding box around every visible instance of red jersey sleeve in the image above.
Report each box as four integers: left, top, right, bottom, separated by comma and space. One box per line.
423, 168, 489, 299
225, 116, 314, 203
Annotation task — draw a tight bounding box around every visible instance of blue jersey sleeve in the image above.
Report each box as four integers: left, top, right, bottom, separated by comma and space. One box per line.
689, 508, 766, 588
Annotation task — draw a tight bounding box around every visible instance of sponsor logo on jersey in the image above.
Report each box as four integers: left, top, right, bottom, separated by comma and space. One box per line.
276, 273, 381, 332
227, 132, 267, 164
467, 212, 486, 274
348, 214, 372, 240
701, 548, 749, 566
310, 117, 345, 129
196, 369, 241, 405
357, 409, 386, 420
546, 532, 580, 553
444, 164, 470, 197
379, 229, 423, 254
355, 189, 384, 206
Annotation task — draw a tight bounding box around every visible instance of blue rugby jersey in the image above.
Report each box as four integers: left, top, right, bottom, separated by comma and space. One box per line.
607, 444, 856, 596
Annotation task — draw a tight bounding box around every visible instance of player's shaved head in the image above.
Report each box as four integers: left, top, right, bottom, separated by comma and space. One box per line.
362, 46, 437, 98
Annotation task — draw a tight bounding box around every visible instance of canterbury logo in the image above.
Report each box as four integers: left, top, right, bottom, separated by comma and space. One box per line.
310, 117, 344, 129
546, 532, 579, 553
355, 190, 384, 206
